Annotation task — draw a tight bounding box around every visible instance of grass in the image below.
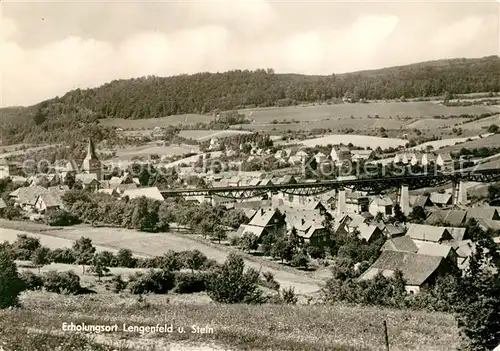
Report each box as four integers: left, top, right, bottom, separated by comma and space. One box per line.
0, 221, 324, 295
299, 134, 407, 149
178, 130, 253, 141
0, 291, 459, 351
113, 142, 200, 160
438, 134, 500, 153
99, 114, 209, 128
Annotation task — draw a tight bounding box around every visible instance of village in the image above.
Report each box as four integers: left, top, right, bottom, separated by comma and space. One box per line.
1, 136, 499, 296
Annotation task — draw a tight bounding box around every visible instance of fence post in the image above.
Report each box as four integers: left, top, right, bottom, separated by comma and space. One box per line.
383, 320, 390, 351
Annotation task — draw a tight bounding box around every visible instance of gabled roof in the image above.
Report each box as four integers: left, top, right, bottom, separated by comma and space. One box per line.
406, 224, 453, 242
237, 224, 265, 238
381, 236, 418, 253
357, 223, 382, 242
301, 223, 326, 239
446, 227, 468, 241
249, 207, 283, 227
36, 192, 63, 208
12, 186, 48, 205
452, 240, 476, 258
466, 207, 499, 221
117, 183, 138, 193
122, 187, 164, 201
429, 192, 452, 205
438, 153, 453, 162
426, 209, 467, 227
417, 242, 453, 258
412, 195, 431, 208
241, 208, 257, 220
75, 173, 98, 184
371, 196, 393, 207
384, 223, 406, 237
359, 250, 445, 286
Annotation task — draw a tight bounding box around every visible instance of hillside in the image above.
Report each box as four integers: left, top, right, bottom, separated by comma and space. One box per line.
0, 55, 498, 145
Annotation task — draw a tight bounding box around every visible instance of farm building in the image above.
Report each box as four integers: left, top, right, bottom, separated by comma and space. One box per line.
425, 209, 467, 227
237, 207, 286, 242
369, 196, 393, 217
359, 250, 456, 293
34, 192, 64, 214
405, 224, 454, 246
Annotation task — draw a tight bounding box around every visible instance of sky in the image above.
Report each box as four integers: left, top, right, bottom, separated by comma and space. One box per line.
0, 0, 498, 107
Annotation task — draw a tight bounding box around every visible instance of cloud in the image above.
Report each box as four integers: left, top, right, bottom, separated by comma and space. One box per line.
0, 2, 498, 107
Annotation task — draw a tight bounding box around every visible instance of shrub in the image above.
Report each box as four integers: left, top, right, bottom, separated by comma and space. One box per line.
49, 248, 76, 264
0, 249, 26, 308
128, 269, 175, 295
13, 234, 41, 260
307, 245, 325, 259
206, 253, 263, 304
261, 271, 280, 291
115, 248, 136, 268
229, 234, 240, 246
173, 272, 208, 294
281, 286, 298, 305
20, 271, 44, 291
43, 271, 82, 294
184, 250, 207, 272
110, 274, 127, 293
46, 210, 81, 226
291, 252, 309, 269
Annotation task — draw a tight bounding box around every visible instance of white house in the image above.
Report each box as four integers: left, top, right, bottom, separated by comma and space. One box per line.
369, 196, 394, 217
330, 146, 351, 164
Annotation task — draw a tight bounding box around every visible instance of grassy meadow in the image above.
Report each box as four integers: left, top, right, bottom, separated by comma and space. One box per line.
0, 291, 460, 351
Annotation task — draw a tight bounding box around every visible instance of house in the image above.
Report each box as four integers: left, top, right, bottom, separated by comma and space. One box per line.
296, 222, 330, 247
417, 242, 458, 266
97, 188, 120, 197
9, 186, 49, 211
211, 195, 236, 209
122, 187, 164, 201
411, 195, 432, 208
383, 223, 407, 238
405, 224, 454, 246
330, 146, 351, 164
357, 223, 384, 243
351, 150, 373, 162
369, 196, 393, 217
0, 158, 21, 178
446, 227, 468, 241
344, 192, 369, 214
314, 152, 327, 164
452, 240, 476, 270
381, 236, 418, 253
425, 209, 467, 227
394, 153, 410, 164
75, 173, 100, 190
421, 153, 437, 166
429, 192, 453, 207
436, 153, 453, 170
466, 207, 500, 221
34, 192, 64, 214
237, 207, 285, 242
359, 251, 456, 293
116, 183, 139, 194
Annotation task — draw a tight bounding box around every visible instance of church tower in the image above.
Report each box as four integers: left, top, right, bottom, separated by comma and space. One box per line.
81, 138, 102, 179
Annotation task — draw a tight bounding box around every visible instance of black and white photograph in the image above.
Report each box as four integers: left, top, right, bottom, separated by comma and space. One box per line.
0, 1, 499, 350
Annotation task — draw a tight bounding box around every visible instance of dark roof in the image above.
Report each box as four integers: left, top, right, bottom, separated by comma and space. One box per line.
467, 207, 499, 221
381, 236, 418, 253
361, 250, 445, 286
413, 195, 431, 208
384, 223, 407, 237
426, 210, 467, 227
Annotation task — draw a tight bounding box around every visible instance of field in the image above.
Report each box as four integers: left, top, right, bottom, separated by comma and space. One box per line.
178, 130, 253, 141
0, 291, 460, 351
0, 221, 324, 295
100, 114, 209, 128
438, 134, 500, 153
112, 142, 200, 160
299, 134, 407, 149
409, 133, 494, 151
239, 101, 497, 122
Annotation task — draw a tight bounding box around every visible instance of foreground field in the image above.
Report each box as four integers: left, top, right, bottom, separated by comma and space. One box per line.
0, 291, 459, 351
0, 221, 323, 295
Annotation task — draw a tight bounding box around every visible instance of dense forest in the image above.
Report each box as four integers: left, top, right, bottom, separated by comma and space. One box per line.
1, 56, 499, 144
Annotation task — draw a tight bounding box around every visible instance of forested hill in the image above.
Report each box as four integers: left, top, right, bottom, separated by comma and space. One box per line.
56, 56, 499, 119
0, 55, 499, 145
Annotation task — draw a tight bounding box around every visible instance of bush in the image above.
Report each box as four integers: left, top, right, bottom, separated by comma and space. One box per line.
115, 248, 136, 268
128, 269, 175, 295
49, 248, 76, 264
206, 253, 263, 304
20, 271, 44, 291
261, 271, 280, 291
184, 250, 207, 272
43, 271, 82, 294
46, 210, 81, 226
307, 245, 325, 259
110, 274, 127, 293
0, 249, 26, 308
291, 252, 309, 269
281, 286, 298, 305
173, 272, 208, 294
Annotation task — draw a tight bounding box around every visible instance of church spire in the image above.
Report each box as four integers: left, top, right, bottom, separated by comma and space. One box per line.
85, 138, 98, 160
